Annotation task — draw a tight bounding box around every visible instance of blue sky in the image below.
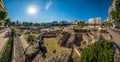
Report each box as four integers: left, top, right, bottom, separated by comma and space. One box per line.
4, 0, 112, 22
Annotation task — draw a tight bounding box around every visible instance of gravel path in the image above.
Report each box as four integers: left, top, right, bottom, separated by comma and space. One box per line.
108, 29, 120, 47
0, 29, 9, 52
19, 36, 29, 50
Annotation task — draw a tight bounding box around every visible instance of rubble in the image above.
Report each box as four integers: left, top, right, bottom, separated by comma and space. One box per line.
45, 50, 73, 62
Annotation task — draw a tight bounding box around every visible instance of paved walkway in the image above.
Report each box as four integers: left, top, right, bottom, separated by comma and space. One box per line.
19, 36, 29, 50
108, 29, 120, 47
0, 29, 9, 52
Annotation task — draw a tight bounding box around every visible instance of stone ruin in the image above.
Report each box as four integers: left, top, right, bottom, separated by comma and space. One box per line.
58, 32, 70, 47
21, 27, 113, 62
58, 28, 84, 48
24, 33, 47, 62
44, 30, 61, 38
24, 32, 73, 62
58, 27, 112, 48
45, 50, 73, 62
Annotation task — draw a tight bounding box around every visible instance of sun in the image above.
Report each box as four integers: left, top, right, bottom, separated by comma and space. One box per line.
27, 5, 37, 15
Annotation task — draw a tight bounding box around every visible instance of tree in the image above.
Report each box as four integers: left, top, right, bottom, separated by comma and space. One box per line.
15, 20, 22, 26
77, 21, 86, 28
11, 27, 18, 36
4, 18, 11, 26
10, 21, 16, 26
0, 21, 3, 26
0, 10, 7, 20
103, 21, 112, 27
27, 34, 35, 43
80, 40, 113, 62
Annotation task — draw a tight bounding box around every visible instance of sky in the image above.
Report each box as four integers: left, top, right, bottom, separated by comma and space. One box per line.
4, 0, 112, 22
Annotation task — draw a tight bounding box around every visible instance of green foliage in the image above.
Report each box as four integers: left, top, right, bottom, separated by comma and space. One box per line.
77, 21, 86, 28
80, 40, 113, 62
11, 27, 18, 36
110, 0, 120, 24
0, 37, 13, 62
4, 18, 11, 26
27, 34, 36, 43
115, 0, 120, 12
103, 21, 112, 27
0, 21, 3, 26
0, 10, 7, 20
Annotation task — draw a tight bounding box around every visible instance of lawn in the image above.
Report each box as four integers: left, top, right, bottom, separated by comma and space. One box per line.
44, 38, 69, 58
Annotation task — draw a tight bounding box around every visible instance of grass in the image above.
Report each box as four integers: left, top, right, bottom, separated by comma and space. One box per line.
74, 26, 83, 28
54, 26, 62, 30
44, 38, 81, 62
44, 38, 69, 58
0, 37, 13, 62
72, 50, 80, 62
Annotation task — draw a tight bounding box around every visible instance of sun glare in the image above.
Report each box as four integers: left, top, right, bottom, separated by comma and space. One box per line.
27, 5, 37, 15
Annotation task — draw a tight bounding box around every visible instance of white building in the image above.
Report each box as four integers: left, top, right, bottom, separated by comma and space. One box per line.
0, 0, 6, 10
88, 17, 102, 24
71, 20, 79, 25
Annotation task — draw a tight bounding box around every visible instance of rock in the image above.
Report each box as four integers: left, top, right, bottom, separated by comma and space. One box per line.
100, 33, 112, 41
66, 33, 75, 48
74, 33, 83, 46
24, 33, 47, 62
58, 32, 70, 47
45, 50, 73, 62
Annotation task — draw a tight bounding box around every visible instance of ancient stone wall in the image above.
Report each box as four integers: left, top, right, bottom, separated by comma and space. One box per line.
11, 36, 25, 62
58, 32, 70, 47
45, 50, 73, 62
25, 33, 47, 62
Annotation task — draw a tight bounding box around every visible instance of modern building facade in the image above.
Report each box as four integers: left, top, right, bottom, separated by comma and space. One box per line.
0, 0, 6, 10
88, 17, 102, 24
71, 20, 79, 25
107, 0, 116, 22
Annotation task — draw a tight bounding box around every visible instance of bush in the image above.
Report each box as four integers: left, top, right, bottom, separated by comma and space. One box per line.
11, 27, 18, 36
77, 21, 86, 28
80, 40, 113, 62
27, 34, 36, 43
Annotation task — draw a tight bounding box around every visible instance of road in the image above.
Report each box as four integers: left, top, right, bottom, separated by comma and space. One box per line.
108, 29, 120, 47
0, 29, 9, 52
19, 36, 29, 50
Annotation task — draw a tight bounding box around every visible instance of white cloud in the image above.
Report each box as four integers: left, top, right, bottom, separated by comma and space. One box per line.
45, 0, 52, 10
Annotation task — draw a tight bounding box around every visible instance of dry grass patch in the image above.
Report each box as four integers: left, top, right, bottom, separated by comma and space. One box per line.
72, 49, 80, 62
54, 26, 62, 30
44, 38, 69, 58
